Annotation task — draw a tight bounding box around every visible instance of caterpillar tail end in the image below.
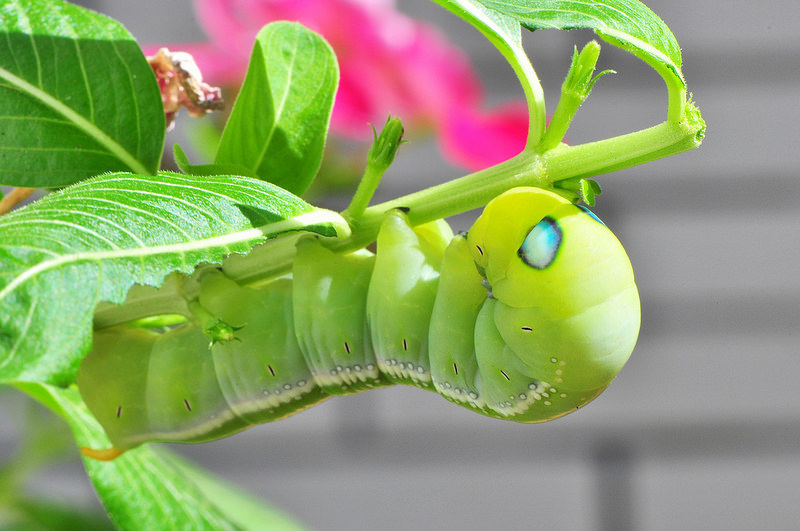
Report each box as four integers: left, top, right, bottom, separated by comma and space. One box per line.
80, 446, 126, 461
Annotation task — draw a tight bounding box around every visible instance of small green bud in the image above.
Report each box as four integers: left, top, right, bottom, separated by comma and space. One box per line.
538, 41, 614, 152
367, 116, 405, 172
342, 116, 406, 220
563, 41, 614, 99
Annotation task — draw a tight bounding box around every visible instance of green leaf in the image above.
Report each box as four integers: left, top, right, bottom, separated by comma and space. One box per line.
166, 453, 307, 531
433, 0, 523, 46
215, 22, 338, 196
0, 0, 165, 187
14, 382, 306, 531
0, 171, 349, 386
475, 0, 685, 87
433, 0, 689, 129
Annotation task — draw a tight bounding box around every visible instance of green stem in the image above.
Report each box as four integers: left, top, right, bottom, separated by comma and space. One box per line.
186, 300, 217, 329
342, 164, 385, 220
667, 80, 688, 124
220, 232, 304, 287
498, 36, 547, 148
93, 274, 190, 329
539, 41, 613, 153
544, 119, 703, 181
538, 91, 581, 153
599, 33, 688, 123
653, 61, 687, 124
332, 154, 544, 253
221, 156, 543, 285
342, 116, 405, 220
327, 119, 702, 256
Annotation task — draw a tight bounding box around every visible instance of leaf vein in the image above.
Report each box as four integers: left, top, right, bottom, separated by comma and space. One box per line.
252, 29, 300, 172
0, 64, 149, 175
0, 286, 37, 372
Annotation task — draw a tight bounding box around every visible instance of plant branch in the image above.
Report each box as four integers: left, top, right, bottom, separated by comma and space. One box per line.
92, 107, 704, 330
0, 188, 36, 215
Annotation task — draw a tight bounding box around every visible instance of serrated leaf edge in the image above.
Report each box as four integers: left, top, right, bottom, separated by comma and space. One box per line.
0, 209, 348, 303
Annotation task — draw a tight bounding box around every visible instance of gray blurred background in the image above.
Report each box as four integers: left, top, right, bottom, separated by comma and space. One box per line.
2, 0, 799, 529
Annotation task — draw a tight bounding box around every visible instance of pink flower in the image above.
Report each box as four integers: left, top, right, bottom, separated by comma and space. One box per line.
145, 0, 528, 171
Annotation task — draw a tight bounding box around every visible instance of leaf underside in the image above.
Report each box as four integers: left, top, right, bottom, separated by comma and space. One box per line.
438, 0, 683, 83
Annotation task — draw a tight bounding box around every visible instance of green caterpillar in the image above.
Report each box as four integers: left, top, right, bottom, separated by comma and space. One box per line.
77, 187, 640, 459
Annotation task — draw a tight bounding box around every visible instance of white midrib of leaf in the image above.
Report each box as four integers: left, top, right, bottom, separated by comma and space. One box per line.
0, 65, 151, 176
0, 210, 345, 302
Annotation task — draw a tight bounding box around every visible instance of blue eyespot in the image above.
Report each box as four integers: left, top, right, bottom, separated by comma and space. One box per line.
577, 205, 605, 226
518, 217, 562, 269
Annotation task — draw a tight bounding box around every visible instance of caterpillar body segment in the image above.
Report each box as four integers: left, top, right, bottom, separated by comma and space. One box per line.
292, 240, 387, 395
78, 187, 640, 457
428, 235, 487, 413
199, 275, 330, 425
367, 211, 454, 388
78, 328, 154, 449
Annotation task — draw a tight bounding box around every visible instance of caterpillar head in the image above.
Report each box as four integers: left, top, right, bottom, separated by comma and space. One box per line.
467, 187, 635, 311
467, 187, 640, 394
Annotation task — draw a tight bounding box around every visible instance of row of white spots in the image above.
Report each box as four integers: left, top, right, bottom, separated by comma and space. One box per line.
230, 378, 318, 417
550, 356, 567, 384
494, 380, 560, 415
434, 376, 569, 417
435, 354, 572, 416
435, 382, 486, 411
312, 363, 384, 390
378, 358, 433, 387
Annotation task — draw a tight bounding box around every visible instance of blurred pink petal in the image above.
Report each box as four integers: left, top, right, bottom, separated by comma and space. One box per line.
145, 0, 529, 169
440, 101, 530, 171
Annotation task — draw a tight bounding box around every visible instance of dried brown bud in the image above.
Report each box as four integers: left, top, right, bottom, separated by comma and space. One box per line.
147, 48, 224, 130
